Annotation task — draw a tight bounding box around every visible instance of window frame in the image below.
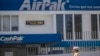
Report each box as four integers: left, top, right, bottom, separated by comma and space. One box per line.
11, 15, 19, 31
0, 15, 19, 32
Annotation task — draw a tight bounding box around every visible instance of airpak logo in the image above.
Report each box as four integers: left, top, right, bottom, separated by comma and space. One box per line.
0, 36, 24, 41
20, 0, 69, 11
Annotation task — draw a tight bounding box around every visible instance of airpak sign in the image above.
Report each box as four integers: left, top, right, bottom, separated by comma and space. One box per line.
20, 0, 69, 11
0, 0, 100, 11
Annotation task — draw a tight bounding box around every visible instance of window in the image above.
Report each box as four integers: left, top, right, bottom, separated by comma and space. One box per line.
41, 44, 46, 47
11, 15, 18, 31
65, 14, 73, 39
28, 47, 38, 55
3, 15, 10, 31
91, 14, 98, 39
0, 15, 19, 32
56, 14, 64, 39
56, 14, 82, 40
74, 14, 82, 39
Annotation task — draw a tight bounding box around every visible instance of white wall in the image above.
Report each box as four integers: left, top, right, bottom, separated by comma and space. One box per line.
19, 14, 54, 34
1, 14, 55, 34
0, 11, 100, 35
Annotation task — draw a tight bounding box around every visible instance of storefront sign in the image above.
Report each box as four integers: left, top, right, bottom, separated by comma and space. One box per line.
0, 36, 23, 41
0, 34, 61, 44
0, 0, 100, 11
19, 0, 68, 11
0, 36, 24, 43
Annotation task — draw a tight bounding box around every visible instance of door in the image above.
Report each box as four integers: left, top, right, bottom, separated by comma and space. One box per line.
26, 44, 39, 56
5, 52, 13, 56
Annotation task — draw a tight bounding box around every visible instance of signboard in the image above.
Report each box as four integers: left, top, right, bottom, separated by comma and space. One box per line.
0, 0, 100, 11
26, 21, 44, 25
0, 36, 24, 43
0, 34, 61, 44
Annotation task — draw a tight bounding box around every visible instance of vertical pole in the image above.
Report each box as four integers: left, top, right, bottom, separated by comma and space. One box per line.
72, 14, 75, 40
53, 14, 57, 33
97, 14, 100, 40
63, 14, 66, 41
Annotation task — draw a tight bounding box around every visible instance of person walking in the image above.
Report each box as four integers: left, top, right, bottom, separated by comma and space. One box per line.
73, 46, 79, 56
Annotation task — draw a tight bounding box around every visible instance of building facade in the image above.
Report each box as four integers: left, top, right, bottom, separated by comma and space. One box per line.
0, 0, 100, 56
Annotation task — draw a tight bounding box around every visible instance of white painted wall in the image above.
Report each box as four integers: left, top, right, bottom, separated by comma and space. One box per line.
0, 11, 100, 35
19, 14, 53, 34
1, 14, 54, 34
19, 14, 54, 34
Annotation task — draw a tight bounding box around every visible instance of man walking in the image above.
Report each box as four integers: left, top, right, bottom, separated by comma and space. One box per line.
73, 46, 79, 56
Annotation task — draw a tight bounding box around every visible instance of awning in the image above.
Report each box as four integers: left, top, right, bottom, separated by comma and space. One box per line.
0, 34, 61, 44
53, 40, 100, 47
